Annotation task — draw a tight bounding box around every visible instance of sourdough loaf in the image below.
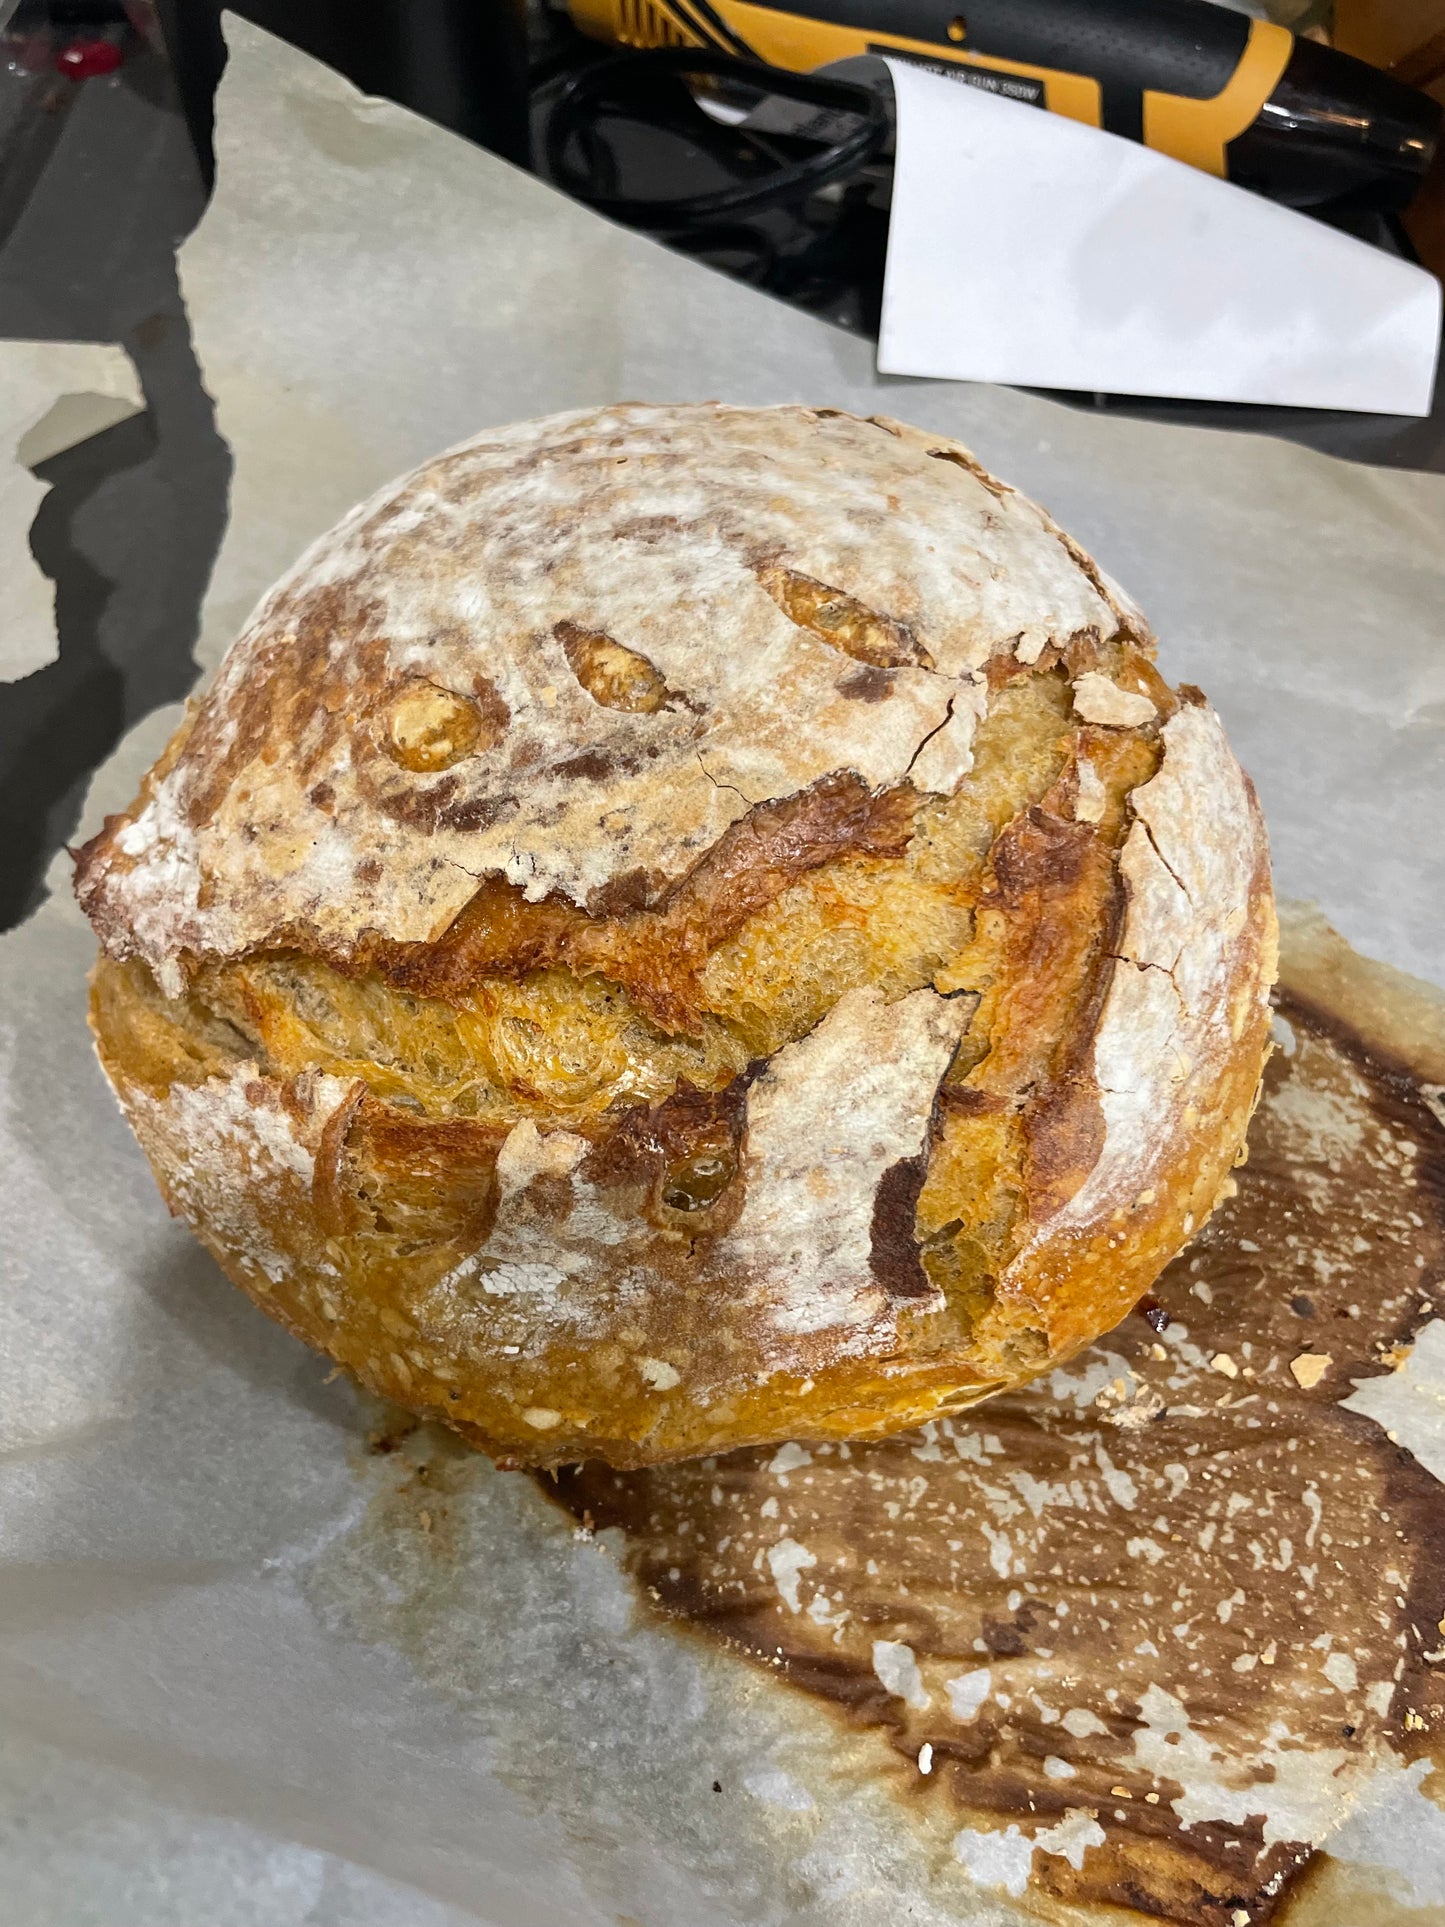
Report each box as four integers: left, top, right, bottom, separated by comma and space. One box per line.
77, 403, 1276, 1467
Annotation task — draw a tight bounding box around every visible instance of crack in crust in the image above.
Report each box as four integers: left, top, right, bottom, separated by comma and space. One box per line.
350, 771, 922, 1034
754, 562, 935, 671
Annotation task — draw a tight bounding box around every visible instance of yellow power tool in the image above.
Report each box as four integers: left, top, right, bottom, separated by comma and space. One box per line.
562, 0, 1442, 208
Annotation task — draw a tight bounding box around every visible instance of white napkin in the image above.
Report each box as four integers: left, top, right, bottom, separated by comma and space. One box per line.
878, 55, 1442, 414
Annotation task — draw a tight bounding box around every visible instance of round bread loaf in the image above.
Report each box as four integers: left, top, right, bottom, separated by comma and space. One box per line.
77, 403, 1276, 1469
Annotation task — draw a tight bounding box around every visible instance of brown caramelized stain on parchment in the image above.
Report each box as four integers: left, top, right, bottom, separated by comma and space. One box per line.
550, 983, 1445, 1926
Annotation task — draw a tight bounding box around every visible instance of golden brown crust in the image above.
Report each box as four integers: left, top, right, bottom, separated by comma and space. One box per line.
79, 403, 1275, 1467
74, 402, 1132, 995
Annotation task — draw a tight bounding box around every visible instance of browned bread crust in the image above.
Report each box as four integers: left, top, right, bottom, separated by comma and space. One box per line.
76, 403, 1276, 1468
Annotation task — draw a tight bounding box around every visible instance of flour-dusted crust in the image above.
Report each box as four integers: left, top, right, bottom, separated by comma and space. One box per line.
80, 404, 1275, 1467
118, 1062, 361, 1298
76, 405, 1119, 992
993, 700, 1277, 1367
729, 984, 971, 1340
1071, 703, 1272, 1230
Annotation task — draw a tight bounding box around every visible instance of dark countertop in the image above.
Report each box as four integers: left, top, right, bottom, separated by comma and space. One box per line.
0, 31, 228, 928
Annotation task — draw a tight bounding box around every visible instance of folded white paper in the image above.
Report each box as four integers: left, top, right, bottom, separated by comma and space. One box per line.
878, 55, 1442, 415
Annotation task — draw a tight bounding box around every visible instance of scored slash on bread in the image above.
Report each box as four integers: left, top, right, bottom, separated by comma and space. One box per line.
75, 403, 1276, 1468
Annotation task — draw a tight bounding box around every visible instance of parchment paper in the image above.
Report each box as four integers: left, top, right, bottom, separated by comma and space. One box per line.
3, 18, 1444, 1924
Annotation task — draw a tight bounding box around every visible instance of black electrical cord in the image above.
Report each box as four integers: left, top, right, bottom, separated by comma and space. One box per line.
542, 47, 890, 230
665, 221, 780, 283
